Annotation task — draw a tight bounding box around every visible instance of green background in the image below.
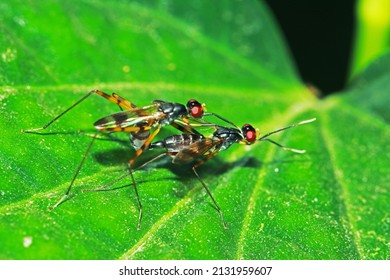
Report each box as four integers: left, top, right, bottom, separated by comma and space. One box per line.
0, 0, 389, 259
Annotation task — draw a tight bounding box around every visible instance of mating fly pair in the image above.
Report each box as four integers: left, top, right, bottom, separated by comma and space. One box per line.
23, 89, 235, 228
23, 90, 315, 230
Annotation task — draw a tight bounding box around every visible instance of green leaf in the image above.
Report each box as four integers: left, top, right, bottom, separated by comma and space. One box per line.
350, 0, 390, 78
0, 0, 388, 260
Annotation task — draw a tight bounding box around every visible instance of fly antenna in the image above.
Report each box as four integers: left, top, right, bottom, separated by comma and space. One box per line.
203, 112, 240, 129
258, 118, 316, 141
258, 118, 316, 153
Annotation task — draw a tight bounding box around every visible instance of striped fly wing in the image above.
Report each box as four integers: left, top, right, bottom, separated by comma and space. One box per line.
172, 137, 220, 164
93, 104, 162, 130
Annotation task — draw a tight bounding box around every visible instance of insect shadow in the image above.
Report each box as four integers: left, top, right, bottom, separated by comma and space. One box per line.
92, 146, 262, 198
171, 156, 262, 198
93, 147, 133, 166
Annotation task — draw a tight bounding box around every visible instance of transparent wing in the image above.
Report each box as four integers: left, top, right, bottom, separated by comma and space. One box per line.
172, 137, 220, 164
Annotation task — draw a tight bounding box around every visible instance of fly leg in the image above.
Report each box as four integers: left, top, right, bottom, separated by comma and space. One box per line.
83, 152, 167, 230
192, 152, 228, 229
50, 132, 98, 210
22, 89, 135, 133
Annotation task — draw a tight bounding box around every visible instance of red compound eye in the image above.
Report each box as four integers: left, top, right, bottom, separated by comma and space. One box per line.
186, 99, 203, 118
242, 124, 256, 143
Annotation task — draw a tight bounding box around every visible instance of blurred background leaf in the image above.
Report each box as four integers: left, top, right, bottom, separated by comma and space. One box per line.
350, 0, 390, 78
0, 0, 388, 260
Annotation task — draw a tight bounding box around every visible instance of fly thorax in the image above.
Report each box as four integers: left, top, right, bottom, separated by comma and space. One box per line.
158, 102, 187, 125
214, 127, 243, 151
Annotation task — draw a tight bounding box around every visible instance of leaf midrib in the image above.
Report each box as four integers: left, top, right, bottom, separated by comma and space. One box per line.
318, 104, 362, 259
234, 101, 317, 259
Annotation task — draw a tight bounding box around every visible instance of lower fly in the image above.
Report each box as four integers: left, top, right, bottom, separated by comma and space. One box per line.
87, 118, 316, 229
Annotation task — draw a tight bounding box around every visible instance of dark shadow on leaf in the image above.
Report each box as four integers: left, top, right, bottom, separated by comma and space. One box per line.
90, 145, 313, 202
81, 176, 178, 193
91, 145, 263, 196
174, 156, 263, 198
93, 148, 133, 166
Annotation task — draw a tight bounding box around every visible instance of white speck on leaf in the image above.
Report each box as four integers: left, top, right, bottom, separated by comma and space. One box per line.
1, 48, 17, 63
23, 236, 33, 248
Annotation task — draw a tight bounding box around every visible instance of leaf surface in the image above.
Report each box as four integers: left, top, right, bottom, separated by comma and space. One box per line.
0, 0, 388, 260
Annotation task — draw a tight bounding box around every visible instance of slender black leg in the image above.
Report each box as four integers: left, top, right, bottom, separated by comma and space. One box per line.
22, 89, 136, 133
192, 166, 227, 229
50, 132, 98, 210
128, 163, 143, 231
262, 138, 306, 153
82, 153, 167, 230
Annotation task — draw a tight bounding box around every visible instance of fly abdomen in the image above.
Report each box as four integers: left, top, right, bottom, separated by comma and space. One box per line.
130, 126, 150, 150
149, 134, 204, 152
